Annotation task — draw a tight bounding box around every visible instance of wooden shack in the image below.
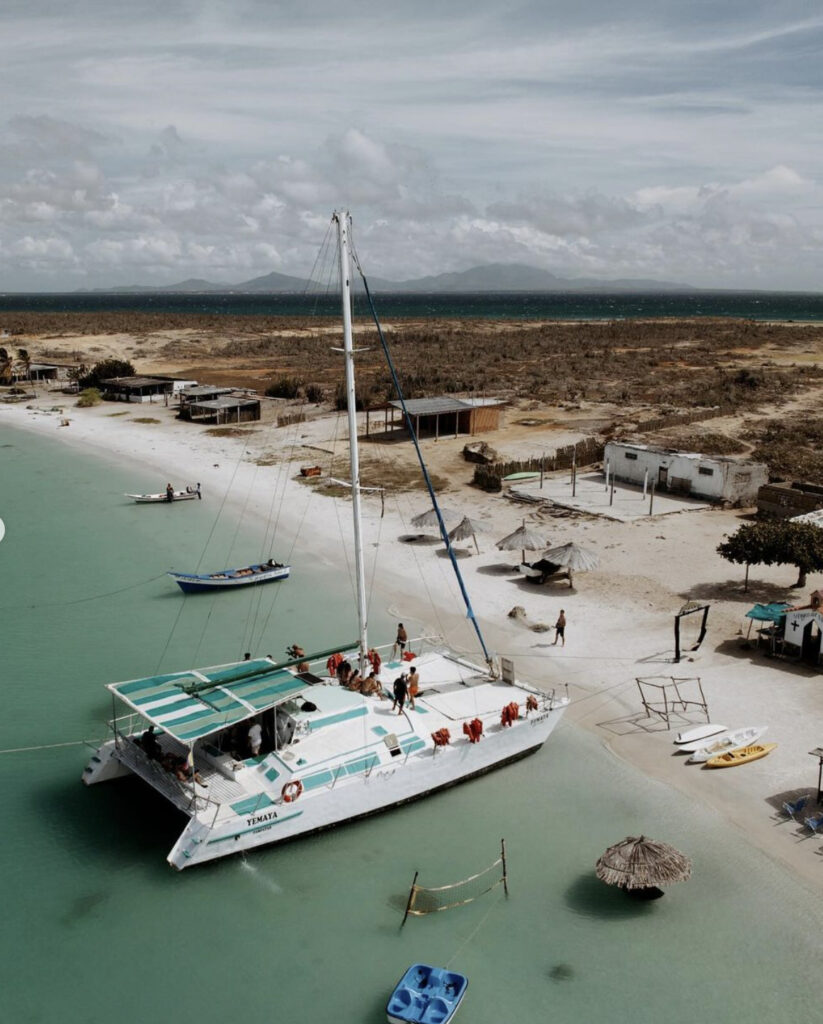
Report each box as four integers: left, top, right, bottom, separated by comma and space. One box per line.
372, 397, 504, 439
101, 376, 176, 403
186, 396, 261, 424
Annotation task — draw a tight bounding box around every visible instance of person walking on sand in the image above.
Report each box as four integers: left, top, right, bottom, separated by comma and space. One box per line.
392, 623, 408, 660
553, 609, 566, 647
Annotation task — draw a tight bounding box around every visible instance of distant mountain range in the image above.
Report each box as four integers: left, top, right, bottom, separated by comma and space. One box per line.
88, 262, 695, 295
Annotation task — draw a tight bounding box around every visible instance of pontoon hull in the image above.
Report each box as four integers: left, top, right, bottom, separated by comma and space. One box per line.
165, 705, 564, 869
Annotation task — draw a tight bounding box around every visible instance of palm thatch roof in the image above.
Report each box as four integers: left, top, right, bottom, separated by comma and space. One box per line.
411, 506, 461, 530
541, 541, 599, 573
595, 835, 691, 891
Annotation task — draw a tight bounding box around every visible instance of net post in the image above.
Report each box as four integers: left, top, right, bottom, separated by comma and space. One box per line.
401, 870, 419, 927
501, 839, 509, 897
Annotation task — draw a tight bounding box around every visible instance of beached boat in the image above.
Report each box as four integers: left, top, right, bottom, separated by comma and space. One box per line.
686, 726, 767, 763
705, 743, 777, 768
168, 561, 290, 593
675, 723, 727, 746
82, 212, 568, 869
387, 964, 468, 1024
127, 484, 201, 503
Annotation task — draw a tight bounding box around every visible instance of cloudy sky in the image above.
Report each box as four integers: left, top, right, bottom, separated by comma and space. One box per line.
2, 1, 822, 291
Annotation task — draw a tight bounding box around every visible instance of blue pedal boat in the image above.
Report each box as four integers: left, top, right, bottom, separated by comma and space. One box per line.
168, 561, 290, 593
386, 964, 468, 1024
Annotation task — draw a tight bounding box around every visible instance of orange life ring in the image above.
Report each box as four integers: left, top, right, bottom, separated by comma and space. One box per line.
281, 780, 303, 803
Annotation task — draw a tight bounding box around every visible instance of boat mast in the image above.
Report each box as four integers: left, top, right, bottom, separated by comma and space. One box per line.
334, 211, 369, 670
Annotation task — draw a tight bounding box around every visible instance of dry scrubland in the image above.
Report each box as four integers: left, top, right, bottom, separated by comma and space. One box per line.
8, 312, 823, 479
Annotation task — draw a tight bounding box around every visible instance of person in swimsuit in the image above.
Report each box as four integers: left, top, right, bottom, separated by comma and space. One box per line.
553, 609, 566, 647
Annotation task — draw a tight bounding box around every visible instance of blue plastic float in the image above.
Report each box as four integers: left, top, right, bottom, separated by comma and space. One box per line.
386, 964, 468, 1024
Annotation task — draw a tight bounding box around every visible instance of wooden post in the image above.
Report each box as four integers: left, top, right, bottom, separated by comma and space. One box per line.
744, 563, 750, 593
649, 480, 655, 516
540, 456, 544, 490
604, 460, 610, 491
643, 467, 648, 499
609, 477, 615, 506
572, 463, 576, 497
401, 870, 419, 927
501, 839, 509, 897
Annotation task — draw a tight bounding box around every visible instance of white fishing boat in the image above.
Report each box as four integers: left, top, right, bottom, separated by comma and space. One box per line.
83, 212, 568, 870
127, 484, 201, 503
686, 726, 767, 763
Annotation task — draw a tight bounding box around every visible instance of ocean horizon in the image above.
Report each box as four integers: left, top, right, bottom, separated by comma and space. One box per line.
2, 289, 823, 321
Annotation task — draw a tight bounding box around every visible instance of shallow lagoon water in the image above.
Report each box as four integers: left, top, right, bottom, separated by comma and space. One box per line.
2, 424, 822, 1023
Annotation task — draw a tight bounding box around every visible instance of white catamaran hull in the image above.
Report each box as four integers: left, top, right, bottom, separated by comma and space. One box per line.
171, 706, 564, 869
83, 676, 566, 870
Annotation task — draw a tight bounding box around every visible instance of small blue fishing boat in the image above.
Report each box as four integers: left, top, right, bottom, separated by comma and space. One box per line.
168, 561, 290, 593
386, 964, 468, 1024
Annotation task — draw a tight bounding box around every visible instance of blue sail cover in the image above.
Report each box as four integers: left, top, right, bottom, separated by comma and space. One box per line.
108, 658, 307, 744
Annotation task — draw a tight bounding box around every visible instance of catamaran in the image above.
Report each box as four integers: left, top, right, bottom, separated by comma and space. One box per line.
83, 212, 569, 870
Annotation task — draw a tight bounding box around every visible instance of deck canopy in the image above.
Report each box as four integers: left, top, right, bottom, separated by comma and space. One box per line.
108, 658, 307, 744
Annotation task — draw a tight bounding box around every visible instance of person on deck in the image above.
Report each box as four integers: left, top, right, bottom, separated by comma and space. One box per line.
392, 674, 408, 715
141, 725, 161, 760
248, 721, 263, 757
165, 483, 174, 502
337, 660, 352, 687
393, 623, 408, 659
406, 666, 420, 710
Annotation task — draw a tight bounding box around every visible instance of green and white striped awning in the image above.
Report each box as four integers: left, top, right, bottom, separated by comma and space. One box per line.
108, 658, 307, 744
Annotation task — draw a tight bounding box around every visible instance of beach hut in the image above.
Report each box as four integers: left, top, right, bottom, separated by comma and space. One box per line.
596, 835, 691, 899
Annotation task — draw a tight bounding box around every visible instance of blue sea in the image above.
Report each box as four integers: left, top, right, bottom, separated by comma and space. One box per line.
1, 289, 823, 321
2, 423, 823, 1023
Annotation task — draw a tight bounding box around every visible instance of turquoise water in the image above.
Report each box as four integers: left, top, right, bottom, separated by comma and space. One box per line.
2, 425, 822, 1023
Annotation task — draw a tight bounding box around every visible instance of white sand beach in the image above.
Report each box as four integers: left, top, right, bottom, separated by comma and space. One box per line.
4, 389, 823, 889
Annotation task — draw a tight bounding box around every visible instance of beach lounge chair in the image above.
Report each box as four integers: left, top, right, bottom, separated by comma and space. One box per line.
803, 813, 823, 835
782, 796, 808, 821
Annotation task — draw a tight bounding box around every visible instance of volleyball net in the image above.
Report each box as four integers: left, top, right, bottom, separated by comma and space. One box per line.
402, 840, 509, 924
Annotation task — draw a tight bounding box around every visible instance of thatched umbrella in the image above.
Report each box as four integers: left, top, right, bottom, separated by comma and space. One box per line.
596, 835, 691, 898
448, 516, 487, 554
411, 506, 462, 532
541, 541, 599, 587
496, 521, 549, 565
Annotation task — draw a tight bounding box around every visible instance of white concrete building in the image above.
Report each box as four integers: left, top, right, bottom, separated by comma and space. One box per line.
604, 441, 768, 505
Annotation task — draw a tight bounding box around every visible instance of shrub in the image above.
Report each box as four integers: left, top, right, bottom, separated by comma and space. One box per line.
305, 383, 324, 404
78, 359, 135, 390
265, 376, 303, 399
76, 388, 102, 407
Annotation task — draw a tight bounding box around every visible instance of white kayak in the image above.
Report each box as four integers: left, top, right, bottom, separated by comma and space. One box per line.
687, 726, 768, 763
674, 723, 727, 747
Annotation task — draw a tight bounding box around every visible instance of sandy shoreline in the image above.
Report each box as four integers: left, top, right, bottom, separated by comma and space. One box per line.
4, 389, 823, 890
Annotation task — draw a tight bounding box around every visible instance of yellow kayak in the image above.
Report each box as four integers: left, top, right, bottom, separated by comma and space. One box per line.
706, 743, 777, 768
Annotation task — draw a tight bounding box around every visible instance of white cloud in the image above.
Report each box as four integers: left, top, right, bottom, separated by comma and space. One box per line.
0, 3, 821, 289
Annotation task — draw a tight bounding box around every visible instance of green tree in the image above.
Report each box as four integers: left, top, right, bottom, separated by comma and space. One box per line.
78, 358, 135, 391
717, 521, 823, 590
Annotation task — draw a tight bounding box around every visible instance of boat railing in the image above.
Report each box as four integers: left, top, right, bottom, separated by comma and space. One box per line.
109, 718, 221, 826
